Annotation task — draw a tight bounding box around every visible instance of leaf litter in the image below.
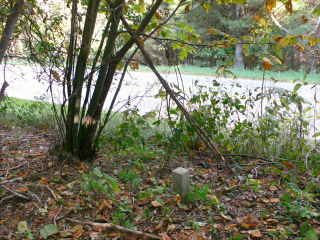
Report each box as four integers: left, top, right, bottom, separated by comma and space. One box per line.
0, 124, 319, 239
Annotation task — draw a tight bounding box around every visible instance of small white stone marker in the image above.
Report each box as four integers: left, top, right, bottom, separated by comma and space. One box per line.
172, 167, 190, 199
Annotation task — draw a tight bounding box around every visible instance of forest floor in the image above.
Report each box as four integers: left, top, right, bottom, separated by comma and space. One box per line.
0, 124, 319, 240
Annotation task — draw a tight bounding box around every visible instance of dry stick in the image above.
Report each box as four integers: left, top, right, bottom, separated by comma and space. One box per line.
66, 218, 161, 240
0, 185, 30, 200
0, 194, 15, 204
120, 16, 230, 169
223, 154, 276, 163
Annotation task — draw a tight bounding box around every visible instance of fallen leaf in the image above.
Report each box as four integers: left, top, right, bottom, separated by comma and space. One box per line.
270, 198, 280, 203
225, 224, 237, 231
151, 200, 163, 208
166, 224, 176, 232
269, 185, 278, 191
159, 233, 172, 240
16, 187, 28, 192
266, 218, 279, 224
70, 225, 83, 238
283, 161, 294, 168
39, 177, 48, 184
248, 229, 263, 239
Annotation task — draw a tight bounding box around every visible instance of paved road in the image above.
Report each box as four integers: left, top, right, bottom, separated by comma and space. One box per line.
1, 64, 320, 133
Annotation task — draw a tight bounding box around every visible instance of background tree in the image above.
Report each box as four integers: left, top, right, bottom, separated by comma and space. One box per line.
0, 0, 24, 103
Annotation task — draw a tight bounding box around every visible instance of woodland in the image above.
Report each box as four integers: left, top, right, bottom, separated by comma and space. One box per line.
0, 0, 320, 239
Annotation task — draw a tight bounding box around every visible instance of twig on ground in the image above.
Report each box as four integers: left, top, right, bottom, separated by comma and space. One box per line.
223, 154, 276, 163
37, 183, 58, 200
0, 162, 27, 176
66, 218, 161, 240
0, 194, 15, 204
0, 185, 30, 200
0, 177, 24, 184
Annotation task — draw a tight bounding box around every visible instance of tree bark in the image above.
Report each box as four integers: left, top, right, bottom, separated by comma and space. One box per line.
233, 4, 245, 69
0, 0, 25, 64
65, 0, 101, 155
0, 81, 9, 103
234, 42, 245, 68
76, 0, 164, 158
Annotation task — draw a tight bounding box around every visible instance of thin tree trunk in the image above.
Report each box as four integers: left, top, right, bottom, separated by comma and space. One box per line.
233, 4, 245, 69
0, 0, 25, 63
234, 42, 245, 68
77, 0, 164, 158
0, 81, 9, 103
65, 0, 101, 155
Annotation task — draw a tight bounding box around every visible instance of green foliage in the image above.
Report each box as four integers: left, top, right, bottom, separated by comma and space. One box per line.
81, 167, 119, 199
0, 97, 55, 127
104, 109, 151, 150
186, 184, 210, 203
119, 169, 142, 186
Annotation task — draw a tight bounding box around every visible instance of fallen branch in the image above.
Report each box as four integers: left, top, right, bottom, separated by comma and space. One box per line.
0, 185, 30, 200
66, 218, 161, 240
223, 154, 276, 163
0, 194, 15, 204
0, 177, 24, 184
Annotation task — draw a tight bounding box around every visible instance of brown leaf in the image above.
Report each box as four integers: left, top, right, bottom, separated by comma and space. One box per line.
16, 187, 28, 192
285, 0, 293, 14
263, 58, 272, 70
173, 230, 206, 240
266, 218, 279, 224
151, 200, 163, 208
301, 15, 308, 24
185, 4, 191, 13
174, 194, 181, 204
39, 177, 48, 184
266, 0, 276, 12
248, 229, 263, 239
270, 198, 280, 203
154, 219, 167, 231
269, 185, 278, 191
50, 70, 61, 82
166, 224, 176, 232
225, 224, 237, 231
70, 225, 83, 239
154, 12, 162, 20
283, 161, 294, 168
129, 61, 139, 70
159, 233, 172, 240
251, 15, 261, 22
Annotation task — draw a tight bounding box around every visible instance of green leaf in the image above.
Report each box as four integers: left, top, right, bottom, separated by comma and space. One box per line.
179, 48, 188, 60
40, 224, 58, 239
202, 3, 211, 13
293, 83, 302, 92
312, 132, 320, 138
312, 5, 320, 16
305, 229, 319, 240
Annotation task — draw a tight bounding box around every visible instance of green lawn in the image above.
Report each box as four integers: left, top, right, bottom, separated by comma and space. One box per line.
134, 65, 320, 83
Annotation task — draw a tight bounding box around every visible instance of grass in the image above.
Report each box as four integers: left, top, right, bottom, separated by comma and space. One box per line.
134, 65, 320, 83
0, 97, 56, 127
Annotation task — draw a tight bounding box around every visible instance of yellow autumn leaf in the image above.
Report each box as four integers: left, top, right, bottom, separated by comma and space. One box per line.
266, 0, 276, 12
295, 43, 305, 51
